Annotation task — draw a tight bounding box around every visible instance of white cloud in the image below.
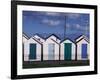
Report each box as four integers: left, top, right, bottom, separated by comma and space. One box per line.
75, 24, 89, 31
45, 12, 61, 16
45, 12, 81, 19
42, 19, 60, 26
85, 26, 89, 31
66, 23, 70, 28
76, 24, 81, 28
67, 13, 80, 19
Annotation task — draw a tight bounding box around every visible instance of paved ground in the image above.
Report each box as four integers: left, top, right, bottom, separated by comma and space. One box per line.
23, 60, 89, 69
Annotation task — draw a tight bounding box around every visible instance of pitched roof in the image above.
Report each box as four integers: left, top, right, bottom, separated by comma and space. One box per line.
33, 33, 46, 40
60, 38, 75, 44
46, 34, 61, 40
31, 37, 43, 45
23, 33, 89, 44
23, 33, 29, 40
50, 38, 60, 45
75, 35, 89, 43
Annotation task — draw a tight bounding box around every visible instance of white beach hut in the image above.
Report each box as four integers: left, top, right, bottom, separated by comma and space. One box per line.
43, 34, 60, 60
76, 35, 89, 60
60, 39, 76, 60
23, 34, 29, 61
24, 37, 42, 61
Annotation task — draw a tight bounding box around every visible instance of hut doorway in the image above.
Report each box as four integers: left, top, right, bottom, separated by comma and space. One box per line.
48, 43, 55, 60
29, 44, 36, 59
64, 43, 72, 60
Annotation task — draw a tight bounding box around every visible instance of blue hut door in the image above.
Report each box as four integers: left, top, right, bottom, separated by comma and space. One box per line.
48, 43, 55, 60
29, 44, 36, 59
64, 43, 72, 60
81, 44, 87, 58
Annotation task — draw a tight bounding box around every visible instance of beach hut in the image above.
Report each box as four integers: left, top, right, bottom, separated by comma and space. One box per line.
43, 34, 60, 60
24, 37, 42, 61
76, 35, 89, 60
60, 39, 76, 60
23, 34, 29, 61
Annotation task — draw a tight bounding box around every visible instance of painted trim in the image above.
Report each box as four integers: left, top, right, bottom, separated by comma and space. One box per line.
32, 37, 43, 45
33, 33, 46, 40
76, 38, 89, 43
60, 38, 75, 45
46, 34, 61, 40
23, 33, 29, 39
51, 38, 60, 45
75, 35, 89, 43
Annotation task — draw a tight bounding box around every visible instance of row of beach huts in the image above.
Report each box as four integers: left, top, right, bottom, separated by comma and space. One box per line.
23, 34, 89, 61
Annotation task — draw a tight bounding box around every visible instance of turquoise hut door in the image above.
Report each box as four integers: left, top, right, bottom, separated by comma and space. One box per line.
29, 44, 36, 59
48, 44, 55, 60
64, 43, 72, 60
82, 44, 87, 58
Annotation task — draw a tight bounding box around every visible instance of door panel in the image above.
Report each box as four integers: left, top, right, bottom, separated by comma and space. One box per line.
29, 44, 36, 59
48, 44, 55, 60
64, 43, 72, 60
82, 44, 87, 58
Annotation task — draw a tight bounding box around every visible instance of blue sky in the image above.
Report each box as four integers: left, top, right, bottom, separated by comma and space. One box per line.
23, 11, 90, 40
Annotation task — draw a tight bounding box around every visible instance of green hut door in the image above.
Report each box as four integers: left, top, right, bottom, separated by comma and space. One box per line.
64, 43, 72, 60
29, 44, 36, 59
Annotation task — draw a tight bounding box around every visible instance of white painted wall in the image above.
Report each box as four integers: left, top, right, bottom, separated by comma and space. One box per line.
76, 39, 89, 60
43, 37, 60, 60
60, 40, 76, 60
24, 38, 42, 61
23, 36, 28, 43
23, 36, 28, 61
